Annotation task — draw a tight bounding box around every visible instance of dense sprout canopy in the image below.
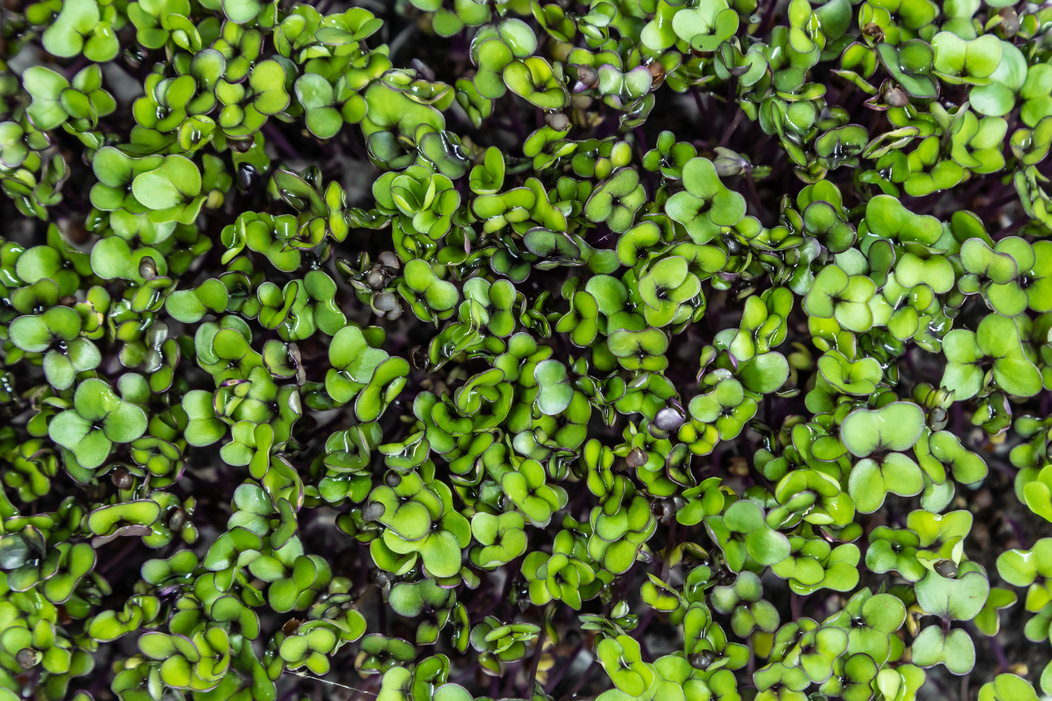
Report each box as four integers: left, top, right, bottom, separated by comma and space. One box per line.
3, 0, 1052, 700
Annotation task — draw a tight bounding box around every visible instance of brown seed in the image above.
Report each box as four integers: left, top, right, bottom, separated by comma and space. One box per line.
139, 257, 157, 280
111, 467, 134, 490
16, 648, 37, 670
626, 447, 648, 468
374, 291, 400, 313
366, 269, 386, 290
576, 65, 599, 87
228, 138, 253, 153
688, 651, 715, 670
378, 251, 401, 269
884, 86, 909, 108
933, 559, 958, 578
167, 508, 187, 532
546, 111, 570, 132
655, 407, 685, 432
661, 500, 676, 522
362, 501, 386, 521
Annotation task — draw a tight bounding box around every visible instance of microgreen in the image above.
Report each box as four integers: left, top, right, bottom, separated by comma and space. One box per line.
3, 1, 1050, 699
48, 378, 147, 469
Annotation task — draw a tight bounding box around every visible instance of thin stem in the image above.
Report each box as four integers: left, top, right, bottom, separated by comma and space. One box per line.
96, 538, 145, 577
543, 643, 583, 693
691, 90, 710, 143
523, 620, 547, 697
744, 169, 771, 224
636, 126, 657, 196
505, 99, 529, 142
761, 0, 781, 32
560, 658, 597, 701
263, 123, 300, 160
972, 622, 1010, 672
344, 130, 372, 163
389, 24, 418, 63
661, 519, 677, 581
720, 108, 746, 148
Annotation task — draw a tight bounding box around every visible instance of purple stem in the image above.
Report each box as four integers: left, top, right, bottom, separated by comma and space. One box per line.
505, 99, 528, 142
635, 127, 657, 196
661, 520, 677, 581
1005, 517, 1030, 550
502, 661, 522, 697
542, 643, 583, 693
633, 126, 649, 155
263, 123, 300, 160
560, 658, 597, 701
691, 90, 709, 144
96, 538, 144, 577
64, 56, 88, 79
638, 636, 655, 663
720, 108, 745, 148
635, 609, 656, 639
761, 0, 780, 31
523, 624, 547, 697
744, 170, 771, 224
344, 130, 371, 163
973, 623, 1011, 672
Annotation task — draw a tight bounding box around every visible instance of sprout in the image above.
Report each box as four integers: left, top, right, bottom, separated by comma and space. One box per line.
6, 0, 1052, 698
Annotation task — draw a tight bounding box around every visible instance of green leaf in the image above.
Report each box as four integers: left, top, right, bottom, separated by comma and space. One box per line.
979, 675, 1040, 701
840, 402, 925, 457
738, 353, 789, 394
132, 155, 202, 210
223, 0, 260, 23
534, 359, 573, 415
911, 625, 975, 675
23, 67, 71, 131
42, 0, 100, 59
103, 401, 148, 443
915, 563, 990, 621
